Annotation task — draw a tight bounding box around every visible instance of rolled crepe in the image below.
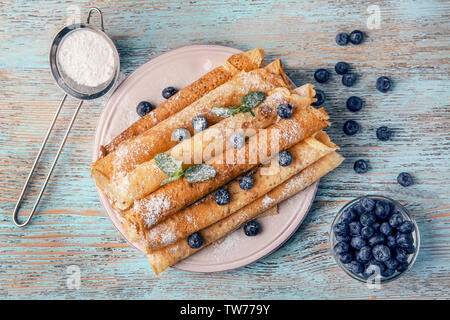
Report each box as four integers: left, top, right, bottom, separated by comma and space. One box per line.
91, 59, 291, 183
147, 151, 344, 274
124, 96, 330, 233
144, 132, 337, 251
100, 48, 265, 156
100, 85, 316, 210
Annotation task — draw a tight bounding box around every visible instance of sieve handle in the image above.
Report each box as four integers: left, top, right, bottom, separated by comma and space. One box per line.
12, 96, 84, 227
86, 7, 104, 31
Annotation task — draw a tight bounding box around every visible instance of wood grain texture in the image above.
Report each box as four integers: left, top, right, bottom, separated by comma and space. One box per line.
0, 0, 449, 299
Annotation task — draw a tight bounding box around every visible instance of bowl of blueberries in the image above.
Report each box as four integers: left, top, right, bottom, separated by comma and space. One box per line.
330, 195, 419, 283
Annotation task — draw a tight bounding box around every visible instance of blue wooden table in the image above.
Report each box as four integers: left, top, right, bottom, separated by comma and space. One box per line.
1, 0, 449, 299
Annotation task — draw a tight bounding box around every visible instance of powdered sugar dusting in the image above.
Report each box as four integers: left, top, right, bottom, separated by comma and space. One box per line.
134, 194, 172, 228
262, 194, 275, 208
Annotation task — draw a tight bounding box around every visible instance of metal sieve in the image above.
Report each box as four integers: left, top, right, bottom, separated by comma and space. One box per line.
12, 7, 120, 227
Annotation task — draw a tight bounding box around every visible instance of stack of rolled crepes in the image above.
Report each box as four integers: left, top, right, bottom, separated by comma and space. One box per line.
91, 48, 344, 274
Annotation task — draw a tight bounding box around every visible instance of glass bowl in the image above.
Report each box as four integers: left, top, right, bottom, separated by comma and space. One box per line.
330, 195, 420, 283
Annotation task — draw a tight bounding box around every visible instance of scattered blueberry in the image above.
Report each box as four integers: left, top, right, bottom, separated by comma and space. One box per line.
398, 221, 415, 234
396, 262, 409, 273
372, 244, 391, 262
396, 233, 413, 249
336, 33, 349, 46
312, 89, 326, 107
380, 222, 393, 236
333, 222, 349, 236
334, 241, 350, 255
368, 233, 385, 247
389, 213, 404, 228
192, 115, 208, 131
230, 132, 245, 149
395, 248, 409, 263
349, 30, 364, 45
349, 221, 362, 236
347, 261, 363, 274
387, 235, 397, 249
339, 252, 353, 264
376, 126, 392, 141
346, 96, 363, 112
340, 209, 356, 224
214, 188, 231, 205
277, 103, 293, 119
360, 213, 376, 226
397, 172, 414, 187
244, 220, 261, 236
239, 175, 254, 191
278, 150, 293, 167
172, 128, 190, 141
136, 101, 155, 117
336, 233, 351, 243
187, 232, 204, 249
342, 72, 357, 87
375, 200, 391, 220
350, 236, 366, 250
376, 76, 391, 93
335, 61, 350, 75
314, 69, 330, 83
360, 197, 376, 213
354, 159, 369, 174
357, 246, 372, 263
162, 86, 178, 99
343, 120, 360, 136
384, 257, 399, 270
361, 226, 375, 239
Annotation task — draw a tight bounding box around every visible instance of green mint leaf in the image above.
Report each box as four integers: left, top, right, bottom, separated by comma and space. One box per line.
241, 91, 266, 109
161, 175, 182, 186
185, 164, 216, 183
155, 153, 183, 177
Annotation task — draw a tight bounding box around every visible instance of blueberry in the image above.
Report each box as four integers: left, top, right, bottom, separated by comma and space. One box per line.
397, 172, 414, 187
376, 76, 391, 93
278, 150, 293, 167
347, 261, 363, 274
230, 132, 245, 149
354, 159, 368, 174
187, 232, 204, 249
361, 226, 375, 239
363, 262, 385, 278
384, 257, 399, 270
335, 233, 351, 243
360, 213, 376, 226
276, 103, 293, 119
396, 262, 409, 273
350, 236, 366, 250
375, 126, 392, 142
342, 72, 357, 87
357, 246, 372, 263
349, 30, 364, 45
349, 221, 362, 236
395, 248, 409, 263
398, 221, 415, 234
372, 244, 391, 262
346, 96, 363, 112
360, 197, 376, 213
334, 241, 350, 255
387, 235, 397, 249
336, 33, 349, 46
214, 188, 231, 205
239, 175, 254, 191
335, 61, 350, 75
389, 213, 404, 228
136, 101, 155, 117
368, 258, 387, 273
403, 245, 416, 254
312, 89, 326, 107
244, 220, 261, 236
343, 120, 359, 136
172, 128, 190, 141
162, 86, 178, 99
381, 268, 396, 278
380, 222, 393, 236
396, 233, 413, 249
351, 203, 365, 216
339, 252, 353, 264
340, 209, 356, 224
192, 115, 208, 131
333, 222, 349, 236
368, 233, 386, 247
372, 222, 381, 232
375, 200, 391, 220
314, 69, 330, 83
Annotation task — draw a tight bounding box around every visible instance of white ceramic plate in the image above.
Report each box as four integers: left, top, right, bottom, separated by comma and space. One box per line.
93, 45, 318, 273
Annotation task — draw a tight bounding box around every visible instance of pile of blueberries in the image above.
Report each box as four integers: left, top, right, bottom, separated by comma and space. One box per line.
332, 196, 417, 280
310, 30, 414, 187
